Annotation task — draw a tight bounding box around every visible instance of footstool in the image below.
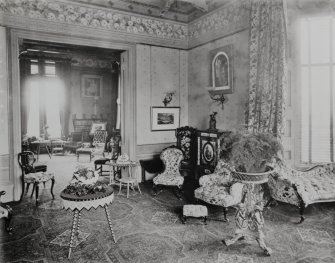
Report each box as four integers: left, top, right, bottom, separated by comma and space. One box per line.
182, 204, 208, 225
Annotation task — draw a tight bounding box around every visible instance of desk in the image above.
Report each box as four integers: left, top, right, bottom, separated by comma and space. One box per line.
109, 161, 141, 198
60, 187, 116, 259
31, 140, 52, 161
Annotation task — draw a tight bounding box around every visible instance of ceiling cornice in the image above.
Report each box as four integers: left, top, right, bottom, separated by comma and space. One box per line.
0, 0, 251, 49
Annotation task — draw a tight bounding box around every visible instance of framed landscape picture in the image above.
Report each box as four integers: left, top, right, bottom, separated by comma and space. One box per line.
81, 74, 103, 97
151, 107, 180, 131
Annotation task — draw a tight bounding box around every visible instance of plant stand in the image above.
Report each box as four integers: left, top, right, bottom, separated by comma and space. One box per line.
223, 170, 273, 256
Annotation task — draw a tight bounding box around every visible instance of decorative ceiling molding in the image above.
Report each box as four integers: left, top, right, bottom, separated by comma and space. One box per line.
188, 0, 250, 45
0, 0, 251, 49
0, 0, 188, 41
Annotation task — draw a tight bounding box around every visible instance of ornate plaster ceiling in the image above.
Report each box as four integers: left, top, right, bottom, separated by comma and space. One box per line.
68, 0, 230, 22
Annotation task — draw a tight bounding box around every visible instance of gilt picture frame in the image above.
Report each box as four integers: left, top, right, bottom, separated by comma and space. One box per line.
81, 74, 103, 98
210, 44, 234, 94
151, 107, 180, 131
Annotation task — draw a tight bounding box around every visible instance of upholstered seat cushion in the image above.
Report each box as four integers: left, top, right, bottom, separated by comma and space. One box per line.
289, 165, 335, 206
183, 205, 208, 217
153, 172, 184, 186
269, 163, 335, 207
25, 172, 54, 184
194, 183, 244, 207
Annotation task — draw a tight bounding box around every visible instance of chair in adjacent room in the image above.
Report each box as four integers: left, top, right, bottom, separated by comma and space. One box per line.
63, 131, 85, 153
51, 139, 65, 155
194, 159, 244, 221
153, 146, 184, 200
18, 151, 55, 205
94, 131, 121, 176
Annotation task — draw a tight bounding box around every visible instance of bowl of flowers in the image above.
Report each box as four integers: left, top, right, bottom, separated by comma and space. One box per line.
71, 165, 99, 185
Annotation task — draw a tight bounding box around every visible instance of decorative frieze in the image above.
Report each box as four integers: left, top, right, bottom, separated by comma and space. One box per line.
0, 0, 188, 40
188, 1, 250, 40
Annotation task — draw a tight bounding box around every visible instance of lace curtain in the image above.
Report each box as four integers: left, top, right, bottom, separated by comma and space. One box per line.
247, 0, 288, 136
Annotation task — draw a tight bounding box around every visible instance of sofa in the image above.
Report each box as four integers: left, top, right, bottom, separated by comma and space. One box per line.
268, 162, 335, 223
194, 160, 244, 221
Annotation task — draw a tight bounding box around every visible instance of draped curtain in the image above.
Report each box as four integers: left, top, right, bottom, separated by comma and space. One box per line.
55, 61, 71, 138
20, 59, 31, 136
247, 0, 288, 136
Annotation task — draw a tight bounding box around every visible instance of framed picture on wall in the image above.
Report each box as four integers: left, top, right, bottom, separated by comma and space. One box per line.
210, 44, 234, 94
151, 107, 180, 131
81, 74, 103, 97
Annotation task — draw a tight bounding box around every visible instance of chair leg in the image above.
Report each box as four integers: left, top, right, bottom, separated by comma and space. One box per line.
35, 183, 39, 205
31, 183, 36, 198
5, 205, 13, 232
223, 207, 228, 222
25, 183, 31, 195
137, 182, 142, 195
50, 178, 55, 199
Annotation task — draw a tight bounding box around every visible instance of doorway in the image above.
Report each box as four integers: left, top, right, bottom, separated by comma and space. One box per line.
10, 29, 136, 201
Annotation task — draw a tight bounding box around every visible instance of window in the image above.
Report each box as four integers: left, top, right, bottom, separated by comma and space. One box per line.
299, 17, 335, 163
26, 59, 63, 138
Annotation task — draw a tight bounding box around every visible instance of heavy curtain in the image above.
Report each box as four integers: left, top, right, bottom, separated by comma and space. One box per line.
247, 0, 288, 136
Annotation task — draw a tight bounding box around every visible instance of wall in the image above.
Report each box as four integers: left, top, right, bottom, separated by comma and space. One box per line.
69, 67, 118, 133
136, 44, 188, 159
188, 29, 250, 131
0, 26, 12, 202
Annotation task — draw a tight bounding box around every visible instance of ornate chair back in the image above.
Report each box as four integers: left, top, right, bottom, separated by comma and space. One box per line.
18, 151, 36, 175
160, 146, 184, 176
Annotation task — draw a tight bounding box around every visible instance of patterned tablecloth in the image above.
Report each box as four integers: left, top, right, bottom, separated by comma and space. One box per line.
60, 187, 114, 211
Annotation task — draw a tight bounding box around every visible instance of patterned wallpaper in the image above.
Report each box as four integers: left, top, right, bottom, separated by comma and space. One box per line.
0, 0, 251, 46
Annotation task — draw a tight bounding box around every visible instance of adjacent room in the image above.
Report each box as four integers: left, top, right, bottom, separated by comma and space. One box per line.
0, 0, 334, 262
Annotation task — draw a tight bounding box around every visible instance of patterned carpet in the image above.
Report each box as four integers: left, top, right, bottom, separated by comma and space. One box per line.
1, 154, 335, 263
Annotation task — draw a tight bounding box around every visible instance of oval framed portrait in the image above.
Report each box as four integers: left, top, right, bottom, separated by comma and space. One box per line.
202, 142, 215, 163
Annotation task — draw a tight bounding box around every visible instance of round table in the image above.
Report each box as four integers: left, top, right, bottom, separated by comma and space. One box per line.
60, 187, 116, 258
108, 161, 142, 198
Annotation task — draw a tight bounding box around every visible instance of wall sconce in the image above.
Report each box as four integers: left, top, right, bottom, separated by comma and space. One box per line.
206, 88, 227, 110
162, 92, 175, 107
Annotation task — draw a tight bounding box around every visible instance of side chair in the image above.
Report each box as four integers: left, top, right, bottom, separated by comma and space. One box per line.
18, 151, 55, 205
153, 146, 184, 200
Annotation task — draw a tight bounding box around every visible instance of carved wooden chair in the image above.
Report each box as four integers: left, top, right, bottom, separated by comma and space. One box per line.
153, 146, 184, 200
18, 151, 55, 205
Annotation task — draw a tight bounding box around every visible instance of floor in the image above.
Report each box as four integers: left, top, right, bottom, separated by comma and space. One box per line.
1, 153, 335, 263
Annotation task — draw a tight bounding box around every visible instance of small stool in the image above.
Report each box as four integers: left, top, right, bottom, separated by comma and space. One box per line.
182, 205, 208, 225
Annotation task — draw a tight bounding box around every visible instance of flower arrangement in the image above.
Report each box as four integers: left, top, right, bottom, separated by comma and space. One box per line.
220, 131, 282, 173
71, 165, 99, 185
63, 181, 107, 197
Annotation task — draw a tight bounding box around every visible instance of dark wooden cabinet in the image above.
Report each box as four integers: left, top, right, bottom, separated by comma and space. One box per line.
197, 130, 227, 175
176, 126, 198, 176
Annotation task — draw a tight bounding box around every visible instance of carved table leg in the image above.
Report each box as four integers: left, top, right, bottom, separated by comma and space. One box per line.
104, 205, 116, 243
68, 209, 79, 259
223, 207, 228, 222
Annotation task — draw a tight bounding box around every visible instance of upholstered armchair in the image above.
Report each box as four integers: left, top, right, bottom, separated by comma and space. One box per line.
0, 191, 12, 232
268, 162, 335, 223
153, 146, 184, 199
194, 160, 244, 221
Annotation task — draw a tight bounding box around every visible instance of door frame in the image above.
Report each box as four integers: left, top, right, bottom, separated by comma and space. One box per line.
9, 29, 136, 201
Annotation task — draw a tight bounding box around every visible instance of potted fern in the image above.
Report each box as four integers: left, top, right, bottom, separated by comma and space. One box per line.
220, 131, 282, 179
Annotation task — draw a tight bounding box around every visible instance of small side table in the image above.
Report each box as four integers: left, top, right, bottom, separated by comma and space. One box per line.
109, 161, 142, 198
60, 187, 116, 259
